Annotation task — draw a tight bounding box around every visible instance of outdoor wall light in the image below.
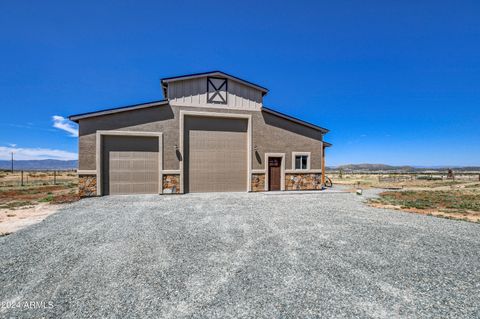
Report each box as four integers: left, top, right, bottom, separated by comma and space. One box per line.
253, 145, 258, 151
174, 144, 179, 151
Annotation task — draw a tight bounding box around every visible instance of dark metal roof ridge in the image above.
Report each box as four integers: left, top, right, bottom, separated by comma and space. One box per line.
161, 71, 269, 94
261, 106, 330, 134
68, 100, 168, 122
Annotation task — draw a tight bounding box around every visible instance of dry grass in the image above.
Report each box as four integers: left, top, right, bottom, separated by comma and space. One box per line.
330, 173, 476, 190
0, 170, 77, 187
374, 190, 480, 211
367, 187, 480, 223
329, 173, 480, 223
334, 174, 480, 222
0, 181, 79, 210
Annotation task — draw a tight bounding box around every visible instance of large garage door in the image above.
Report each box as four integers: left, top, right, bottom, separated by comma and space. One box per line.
185, 117, 247, 193
102, 135, 159, 195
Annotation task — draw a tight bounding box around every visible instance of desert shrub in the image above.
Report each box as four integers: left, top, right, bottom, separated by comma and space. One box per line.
417, 175, 442, 180
39, 194, 54, 202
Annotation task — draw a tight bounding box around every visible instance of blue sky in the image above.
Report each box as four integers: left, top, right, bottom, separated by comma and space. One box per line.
1, 0, 479, 166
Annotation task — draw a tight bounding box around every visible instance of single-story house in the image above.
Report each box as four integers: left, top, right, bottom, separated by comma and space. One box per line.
69, 71, 331, 196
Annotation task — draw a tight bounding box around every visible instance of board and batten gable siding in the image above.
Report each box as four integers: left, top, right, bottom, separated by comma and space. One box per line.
167, 77, 262, 110
77, 104, 324, 173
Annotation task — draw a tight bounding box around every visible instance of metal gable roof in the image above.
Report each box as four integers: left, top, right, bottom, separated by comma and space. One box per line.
68, 100, 168, 122
261, 106, 330, 134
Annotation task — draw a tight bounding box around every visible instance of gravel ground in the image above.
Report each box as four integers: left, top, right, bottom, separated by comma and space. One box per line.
1, 190, 479, 318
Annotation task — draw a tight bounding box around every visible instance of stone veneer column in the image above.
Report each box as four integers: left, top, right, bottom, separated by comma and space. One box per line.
78, 175, 97, 197
251, 173, 265, 192
163, 174, 181, 194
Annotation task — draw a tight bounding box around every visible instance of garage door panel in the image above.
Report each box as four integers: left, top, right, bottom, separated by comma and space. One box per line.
108, 151, 158, 195
187, 119, 247, 193
109, 182, 157, 195
102, 136, 159, 195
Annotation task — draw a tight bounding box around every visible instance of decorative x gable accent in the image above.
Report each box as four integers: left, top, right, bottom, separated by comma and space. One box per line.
207, 77, 228, 104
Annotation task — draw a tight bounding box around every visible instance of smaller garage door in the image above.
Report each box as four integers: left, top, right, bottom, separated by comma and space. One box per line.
102, 135, 159, 195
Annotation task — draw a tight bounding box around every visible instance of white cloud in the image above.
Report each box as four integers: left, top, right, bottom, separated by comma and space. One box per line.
8, 143, 17, 147
0, 146, 77, 161
52, 115, 78, 137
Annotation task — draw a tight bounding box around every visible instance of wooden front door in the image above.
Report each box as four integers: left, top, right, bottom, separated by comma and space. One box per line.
268, 157, 281, 191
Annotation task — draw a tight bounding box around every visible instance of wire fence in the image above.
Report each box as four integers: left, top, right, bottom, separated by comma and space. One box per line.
0, 170, 78, 188
328, 172, 480, 182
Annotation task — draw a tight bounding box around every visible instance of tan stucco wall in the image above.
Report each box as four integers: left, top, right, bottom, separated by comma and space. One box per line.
78, 105, 177, 170
252, 111, 323, 170
77, 104, 324, 171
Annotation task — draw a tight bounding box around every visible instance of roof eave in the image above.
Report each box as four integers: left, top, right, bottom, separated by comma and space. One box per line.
68, 100, 169, 122
261, 106, 330, 134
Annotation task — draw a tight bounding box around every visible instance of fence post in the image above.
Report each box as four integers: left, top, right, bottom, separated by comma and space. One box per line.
54, 171, 56, 185
21, 170, 24, 187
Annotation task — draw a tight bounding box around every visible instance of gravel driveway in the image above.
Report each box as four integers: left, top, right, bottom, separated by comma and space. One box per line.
1, 190, 479, 318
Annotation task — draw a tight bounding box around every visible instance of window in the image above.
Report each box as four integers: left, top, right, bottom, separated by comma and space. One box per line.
292, 152, 310, 170
295, 155, 308, 170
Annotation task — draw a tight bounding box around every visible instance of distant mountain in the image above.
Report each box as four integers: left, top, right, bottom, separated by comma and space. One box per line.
0, 159, 78, 171
446, 166, 480, 172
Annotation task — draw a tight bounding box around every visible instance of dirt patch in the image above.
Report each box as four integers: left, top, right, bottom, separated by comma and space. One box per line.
51, 193, 80, 204
0, 203, 62, 235
0, 181, 79, 235
0, 185, 73, 203
369, 202, 480, 223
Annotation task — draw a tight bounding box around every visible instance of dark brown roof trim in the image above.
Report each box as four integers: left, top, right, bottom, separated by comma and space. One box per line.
324, 141, 332, 147
68, 100, 168, 122
261, 106, 329, 134
161, 71, 269, 97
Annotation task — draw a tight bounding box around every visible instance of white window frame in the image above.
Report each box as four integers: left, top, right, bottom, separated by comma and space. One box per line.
292, 152, 311, 171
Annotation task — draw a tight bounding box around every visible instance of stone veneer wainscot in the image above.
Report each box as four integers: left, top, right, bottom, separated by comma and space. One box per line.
163, 174, 181, 194
79, 175, 97, 197
251, 173, 265, 192
285, 173, 323, 191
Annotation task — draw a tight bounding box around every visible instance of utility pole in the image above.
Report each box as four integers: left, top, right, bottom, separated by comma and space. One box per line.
11, 152, 14, 173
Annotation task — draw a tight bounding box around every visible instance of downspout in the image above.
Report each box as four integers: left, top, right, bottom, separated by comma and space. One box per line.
321, 142, 326, 186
